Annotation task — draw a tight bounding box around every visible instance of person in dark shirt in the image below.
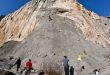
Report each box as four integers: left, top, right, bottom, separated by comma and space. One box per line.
70, 66, 74, 75
15, 57, 21, 71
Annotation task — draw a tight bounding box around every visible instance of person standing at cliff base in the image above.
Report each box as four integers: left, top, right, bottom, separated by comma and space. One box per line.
63, 56, 69, 75
25, 59, 33, 75
70, 66, 74, 75
14, 57, 21, 72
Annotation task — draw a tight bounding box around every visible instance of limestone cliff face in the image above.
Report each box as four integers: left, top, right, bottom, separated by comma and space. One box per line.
0, 0, 110, 75
0, 1, 38, 46
0, 0, 110, 47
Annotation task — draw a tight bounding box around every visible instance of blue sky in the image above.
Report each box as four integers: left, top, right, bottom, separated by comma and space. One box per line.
0, 0, 29, 15
0, 0, 110, 16
78, 0, 110, 16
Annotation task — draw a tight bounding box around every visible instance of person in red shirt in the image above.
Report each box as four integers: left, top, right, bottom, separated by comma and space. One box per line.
25, 59, 33, 75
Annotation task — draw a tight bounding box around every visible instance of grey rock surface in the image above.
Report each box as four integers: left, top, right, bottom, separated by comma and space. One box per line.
0, 0, 110, 75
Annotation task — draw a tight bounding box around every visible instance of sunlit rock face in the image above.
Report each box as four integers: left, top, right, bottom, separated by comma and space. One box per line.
0, 0, 110, 75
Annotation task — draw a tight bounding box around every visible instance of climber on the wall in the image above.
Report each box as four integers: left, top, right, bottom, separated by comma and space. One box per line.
63, 56, 69, 75
25, 59, 33, 75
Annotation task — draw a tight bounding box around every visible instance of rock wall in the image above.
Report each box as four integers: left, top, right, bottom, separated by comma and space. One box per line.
0, 0, 110, 75
0, 0, 109, 47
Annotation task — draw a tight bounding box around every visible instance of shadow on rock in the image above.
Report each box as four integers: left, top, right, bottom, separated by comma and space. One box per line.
0, 69, 15, 75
